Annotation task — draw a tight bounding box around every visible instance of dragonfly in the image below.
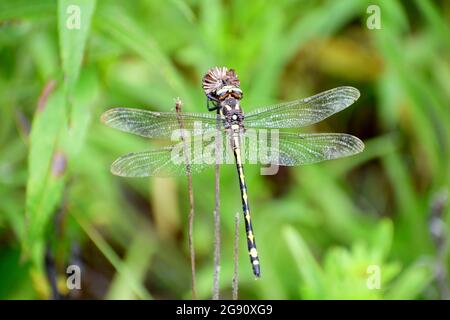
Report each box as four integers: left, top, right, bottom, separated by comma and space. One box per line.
101, 66, 364, 278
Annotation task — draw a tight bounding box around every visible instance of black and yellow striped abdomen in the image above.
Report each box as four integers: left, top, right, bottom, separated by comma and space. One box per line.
231, 133, 261, 278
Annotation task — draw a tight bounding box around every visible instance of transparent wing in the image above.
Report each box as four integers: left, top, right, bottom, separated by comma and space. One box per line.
242, 132, 364, 166
110, 131, 364, 176
101, 108, 219, 139
111, 147, 210, 177
244, 86, 360, 129
110, 133, 234, 177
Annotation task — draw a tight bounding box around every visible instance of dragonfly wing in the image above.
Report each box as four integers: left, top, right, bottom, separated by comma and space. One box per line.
244, 86, 360, 129
256, 132, 364, 166
101, 108, 219, 139
110, 145, 211, 177
110, 132, 233, 177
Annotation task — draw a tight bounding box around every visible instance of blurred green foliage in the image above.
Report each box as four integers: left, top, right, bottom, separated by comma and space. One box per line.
0, 0, 449, 299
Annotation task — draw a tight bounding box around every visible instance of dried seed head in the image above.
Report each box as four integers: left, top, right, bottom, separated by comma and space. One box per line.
202, 66, 240, 96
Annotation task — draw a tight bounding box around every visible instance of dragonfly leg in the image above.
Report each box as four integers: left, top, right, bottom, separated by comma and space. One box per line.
206, 95, 220, 111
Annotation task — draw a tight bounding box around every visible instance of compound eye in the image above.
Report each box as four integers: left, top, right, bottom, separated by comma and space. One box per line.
216, 88, 228, 100
231, 88, 243, 99
218, 91, 227, 100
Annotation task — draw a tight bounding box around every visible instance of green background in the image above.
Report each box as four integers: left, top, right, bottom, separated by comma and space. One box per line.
0, 0, 449, 299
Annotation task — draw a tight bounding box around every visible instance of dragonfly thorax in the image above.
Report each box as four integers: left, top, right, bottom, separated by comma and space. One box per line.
220, 98, 244, 129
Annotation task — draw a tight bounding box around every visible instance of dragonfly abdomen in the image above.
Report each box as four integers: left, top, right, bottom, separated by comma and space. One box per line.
232, 133, 261, 278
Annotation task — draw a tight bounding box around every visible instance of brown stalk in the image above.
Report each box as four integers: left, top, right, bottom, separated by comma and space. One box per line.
429, 189, 449, 300
175, 98, 197, 299
213, 114, 221, 300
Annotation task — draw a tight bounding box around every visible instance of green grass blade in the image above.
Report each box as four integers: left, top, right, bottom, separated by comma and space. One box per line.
283, 225, 324, 298
73, 212, 153, 300
0, 0, 56, 20
386, 261, 433, 299
414, 0, 450, 51
106, 231, 155, 299
24, 83, 66, 270
57, 0, 96, 91
95, 5, 191, 106
67, 67, 99, 158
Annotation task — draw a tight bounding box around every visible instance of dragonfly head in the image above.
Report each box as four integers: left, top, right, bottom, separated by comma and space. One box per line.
202, 67, 242, 111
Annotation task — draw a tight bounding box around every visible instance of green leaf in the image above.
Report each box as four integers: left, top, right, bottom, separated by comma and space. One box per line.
0, 0, 56, 20
57, 0, 96, 91
247, 0, 366, 104
67, 67, 99, 159
27, 31, 59, 81
106, 231, 155, 299
73, 212, 153, 300
386, 261, 433, 299
95, 5, 191, 106
25, 82, 67, 270
283, 225, 324, 298
0, 249, 35, 299
369, 219, 393, 261
414, 0, 450, 51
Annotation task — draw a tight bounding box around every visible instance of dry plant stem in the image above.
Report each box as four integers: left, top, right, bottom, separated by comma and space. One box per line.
45, 247, 60, 300
175, 98, 197, 300
213, 114, 221, 300
232, 212, 239, 300
429, 189, 449, 300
